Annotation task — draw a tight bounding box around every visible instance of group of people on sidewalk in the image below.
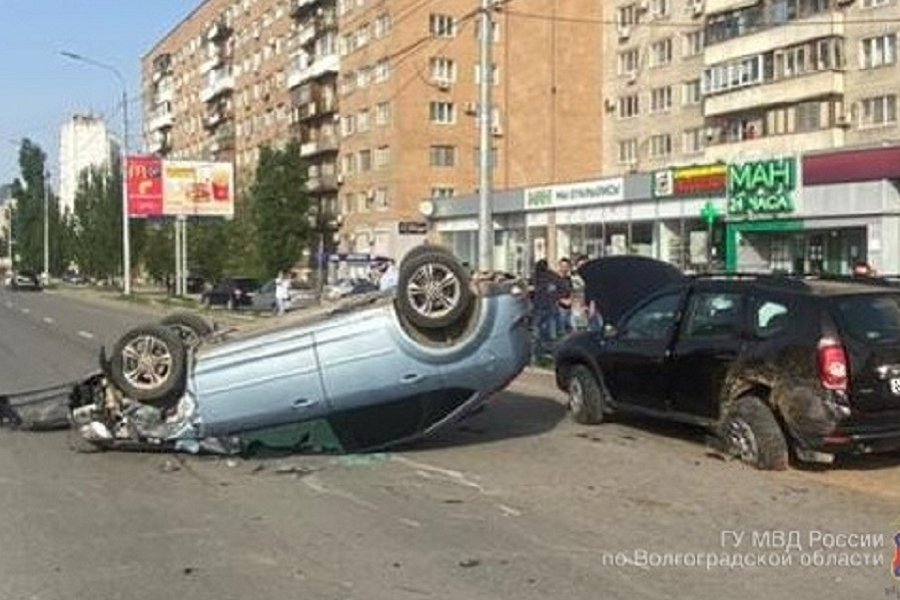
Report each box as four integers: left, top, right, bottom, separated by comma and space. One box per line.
531, 255, 601, 361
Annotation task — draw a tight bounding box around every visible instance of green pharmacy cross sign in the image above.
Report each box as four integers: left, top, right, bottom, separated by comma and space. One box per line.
727, 157, 796, 217
700, 201, 720, 227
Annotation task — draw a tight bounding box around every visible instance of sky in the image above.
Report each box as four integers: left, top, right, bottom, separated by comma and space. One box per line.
0, 0, 198, 186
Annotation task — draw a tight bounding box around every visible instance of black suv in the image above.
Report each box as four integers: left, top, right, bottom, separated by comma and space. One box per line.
11, 271, 42, 291
555, 256, 900, 470
200, 277, 260, 310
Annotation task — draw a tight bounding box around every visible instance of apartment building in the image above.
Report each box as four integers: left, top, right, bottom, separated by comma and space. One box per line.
142, 0, 295, 184
337, 0, 604, 258
58, 114, 117, 214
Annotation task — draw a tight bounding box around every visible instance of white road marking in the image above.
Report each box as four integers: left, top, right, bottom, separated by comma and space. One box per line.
393, 457, 490, 494
20, 308, 30, 314
497, 504, 523, 517
42, 317, 54, 324
77, 330, 95, 340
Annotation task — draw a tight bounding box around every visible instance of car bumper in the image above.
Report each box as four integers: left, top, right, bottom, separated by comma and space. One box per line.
818, 425, 900, 454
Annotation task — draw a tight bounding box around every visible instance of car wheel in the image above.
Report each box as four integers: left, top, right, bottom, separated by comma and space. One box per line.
720, 396, 789, 471
567, 365, 608, 425
108, 324, 187, 408
397, 250, 473, 330
160, 312, 214, 349
401, 243, 455, 264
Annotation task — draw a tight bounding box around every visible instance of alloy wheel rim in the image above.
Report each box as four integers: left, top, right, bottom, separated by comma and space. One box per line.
406, 263, 461, 320
170, 324, 200, 347
121, 335, 173, 391
727, 418, 759, 464
569, 378, 584, 414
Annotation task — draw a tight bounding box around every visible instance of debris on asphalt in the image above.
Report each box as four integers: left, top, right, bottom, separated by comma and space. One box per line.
160, 459, 182, 473
458, 558, 481, 568
442, 498, 464, 504
183, 567, 195, 576
251, 464, 266, 474
337, 453, 392, 468
274, 464, 318, 478
225, 459, 239, 468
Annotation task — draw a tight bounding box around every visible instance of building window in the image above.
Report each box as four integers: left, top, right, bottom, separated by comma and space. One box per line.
683, 127, 706, 154
375, 101, 392, 125
617, 4, 637, 26
342, 153, 356, 174
617, 49, 639, 75
356, 66, 372, 88
430, 57, 457, 83
650, 0, 670, 17
374, 58, 391, 83
429, 101, 456, 124
683, 30, 704, 57
342, 114, 356, 137
702, 55, 764, 95
650, 86, 673, 113
358, 109, 370, 132
429, 14, 456, 38
430, 145, 456, 166
375, 13, 392, 38
862, 0, 890, 7
375, 145, 391, 168
618, 138, 638, 164
795, 101, 822, 132
472, 147, 498, 169
358, 149, 372, 172
649, 133, 672, 158
860, 94, 898, 127
683, 79, 701, 105
861, 34, 897, 69
431, 186, 455, 198
650, 38, 673, 67
374, 187, 389, 210
618, 94, 640, 118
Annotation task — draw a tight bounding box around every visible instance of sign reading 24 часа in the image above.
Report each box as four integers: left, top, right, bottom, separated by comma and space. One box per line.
727, 157, 796, 216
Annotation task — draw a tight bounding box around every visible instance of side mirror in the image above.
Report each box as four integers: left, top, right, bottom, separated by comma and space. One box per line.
602, 323, 618, 339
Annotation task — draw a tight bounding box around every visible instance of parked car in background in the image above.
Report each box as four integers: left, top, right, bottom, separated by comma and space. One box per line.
251, 279, 319, 313
323, 278, 378, 301
61, 271, 87, 285
10, 271, 42, 291
556, 256, 900, 470
200, 277, 260, 310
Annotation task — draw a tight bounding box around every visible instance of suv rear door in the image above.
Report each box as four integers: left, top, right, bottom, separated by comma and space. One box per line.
669, 287, 747, 419
829, 292, 900, 414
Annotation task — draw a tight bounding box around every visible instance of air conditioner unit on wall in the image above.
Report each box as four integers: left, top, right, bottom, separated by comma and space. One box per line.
617, 25, 632, 40
627, 71, 638, 84
464, 102, 478, 115
491, 123, 503, 136
836, 113, 852, 128
691, 0, 704, 17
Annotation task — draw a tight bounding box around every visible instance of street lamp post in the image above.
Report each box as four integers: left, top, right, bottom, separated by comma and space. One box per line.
60, 51, 131, 295
43, 170, 49, 282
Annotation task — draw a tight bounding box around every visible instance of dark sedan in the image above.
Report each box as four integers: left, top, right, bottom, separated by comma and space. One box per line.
200, 277, 260, 310
10, 271, 42, 291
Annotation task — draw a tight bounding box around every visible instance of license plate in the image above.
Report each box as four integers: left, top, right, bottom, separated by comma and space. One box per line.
890, 378, 900, 396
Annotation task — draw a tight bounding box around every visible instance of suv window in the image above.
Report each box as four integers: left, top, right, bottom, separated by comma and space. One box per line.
754, 299, 790, 338
683, 292, 743, 339
832, 294, 900, 344
621, 292, 681, 341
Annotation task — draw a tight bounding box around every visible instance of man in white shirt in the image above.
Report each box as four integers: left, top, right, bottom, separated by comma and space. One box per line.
275, 271, 291, 315
378, 261, 399, 292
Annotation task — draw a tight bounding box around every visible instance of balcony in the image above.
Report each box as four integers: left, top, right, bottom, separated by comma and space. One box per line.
705, 0, 758, 15
705, 71, 844, 117
147, 134, 171, 155
705, 11, 844, 66
307, 174, 339, 193
156, 82, 174, 104
148, 108, 174, 131
200, 54, 224, 75
207, 21, 232, 42
704, 127, 845, 163
199, 69, 235, 103
300, 136, 339, 157
296, 23, 316, 46
287, 53, 339, 88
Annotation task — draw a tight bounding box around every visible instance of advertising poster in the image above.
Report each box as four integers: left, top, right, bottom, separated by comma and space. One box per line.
126, 156, 164, 217
162, 161, 234, 217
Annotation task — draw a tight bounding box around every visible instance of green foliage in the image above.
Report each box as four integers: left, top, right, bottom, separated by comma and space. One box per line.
11, 140, 49, 272
249, 141, 311, 276
72, 165, 122, 280
142, 223, 174, 283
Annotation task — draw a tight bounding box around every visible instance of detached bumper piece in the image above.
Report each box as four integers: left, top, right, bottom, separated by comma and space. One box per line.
0, 384, 75, 431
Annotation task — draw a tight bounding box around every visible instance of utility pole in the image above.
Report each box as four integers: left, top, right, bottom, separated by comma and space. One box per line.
477, 0, 494, 273
43, 170, 49, 282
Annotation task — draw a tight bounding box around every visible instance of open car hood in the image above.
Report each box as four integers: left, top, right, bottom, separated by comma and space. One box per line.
579, 256, 685, 326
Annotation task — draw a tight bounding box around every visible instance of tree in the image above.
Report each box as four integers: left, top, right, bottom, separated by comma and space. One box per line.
142, 223, 174, 284
72, 165, 122, 280
11, 139, 49, 272
249, 142, 311, 276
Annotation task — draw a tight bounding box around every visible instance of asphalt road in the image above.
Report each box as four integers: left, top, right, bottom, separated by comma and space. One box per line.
2, 287, 900, 599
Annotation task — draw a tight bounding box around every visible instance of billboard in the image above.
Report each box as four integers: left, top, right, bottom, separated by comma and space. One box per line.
654, 164, 727, 198
127, 157, 234, 218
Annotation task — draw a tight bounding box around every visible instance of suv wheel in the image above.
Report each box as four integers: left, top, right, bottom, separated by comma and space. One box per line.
720, 396, 788, 471
108, 324, 187, 408
160, 312, 214, 349
397, 251, 473, 330
567, 365, 608, 425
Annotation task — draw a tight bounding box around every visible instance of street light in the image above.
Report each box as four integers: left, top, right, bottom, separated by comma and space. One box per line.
60, 51, 131, 295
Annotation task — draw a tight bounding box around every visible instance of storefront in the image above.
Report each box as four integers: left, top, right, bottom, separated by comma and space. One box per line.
725, 152, 900, 274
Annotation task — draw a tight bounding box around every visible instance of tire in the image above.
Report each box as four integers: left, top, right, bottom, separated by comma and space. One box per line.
401, 243, 454, 264
160, 312, 214, 348
397, 250, 473, 330
719, 396, 789, 471
566, 365, 608, 425
108, 324, 187, 408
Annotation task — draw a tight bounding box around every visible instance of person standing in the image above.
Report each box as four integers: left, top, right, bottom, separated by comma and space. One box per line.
556, 257, 574, 337
532, 259, 560, 360
571, 254, 589, 331
575, 255, 603, 332
275, 270, 291, 316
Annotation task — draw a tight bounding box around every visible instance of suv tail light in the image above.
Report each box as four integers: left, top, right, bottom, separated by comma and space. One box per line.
818, 338, 848, 391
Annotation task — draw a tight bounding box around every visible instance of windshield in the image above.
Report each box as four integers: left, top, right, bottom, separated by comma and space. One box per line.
831, 294, 900, 344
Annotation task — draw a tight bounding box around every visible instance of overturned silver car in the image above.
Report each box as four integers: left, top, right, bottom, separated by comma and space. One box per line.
0, 247, 531, 455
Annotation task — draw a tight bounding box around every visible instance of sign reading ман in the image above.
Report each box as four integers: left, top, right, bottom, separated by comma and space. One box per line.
727, 157, 796, 216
